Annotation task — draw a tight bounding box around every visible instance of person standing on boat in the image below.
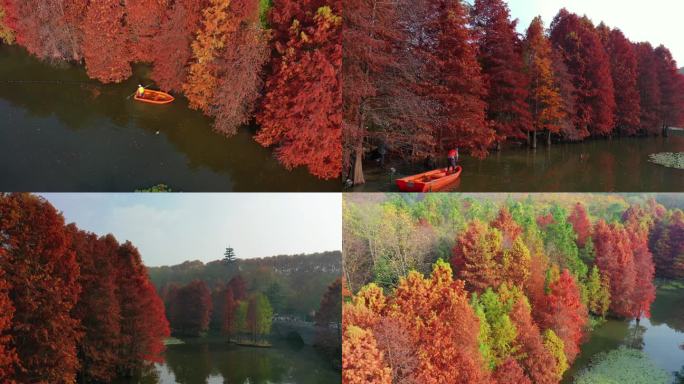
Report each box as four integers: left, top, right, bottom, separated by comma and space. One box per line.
137, 84, 145, 97
447, 147, 459, 172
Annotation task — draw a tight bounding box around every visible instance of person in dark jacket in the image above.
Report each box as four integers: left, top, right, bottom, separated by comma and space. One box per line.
447, 147, 459, 172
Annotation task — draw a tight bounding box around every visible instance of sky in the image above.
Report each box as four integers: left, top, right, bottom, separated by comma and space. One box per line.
504, 0, 684, 64
40, 193, 341, 267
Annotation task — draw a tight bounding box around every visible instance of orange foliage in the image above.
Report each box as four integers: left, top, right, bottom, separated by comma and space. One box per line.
82, 0, 131, 82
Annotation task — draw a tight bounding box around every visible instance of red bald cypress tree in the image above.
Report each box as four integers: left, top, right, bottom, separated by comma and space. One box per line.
115, 242, 169, 374
68, 228, 122, 383
125, 0, 168, 63
168, 280, 212, 337
426, 0, 493, 157
0, 0, 85, 62
222, 286, 237, 337
593, 220, 637, 318
493, 358, 531, 384
654, 45, 682, 129
452, 220, 502, 292
0, 193, 82, 383
509, 297, 558, 384
635, 42, 662, 135
150, 0, 206, 92
550, 47, 582, 140
491, 206, 522, 247
0, 270, 16, 383
471, 0, 532, 146
256, 2, 342, 179
229, 275, 247, 301
550, 9, 615, 137
523, 16, 565, 147
627, 224, 656, 319
82, 0, 131, 82
537, 269, 587, 364
598, 25, 641, 135
567, 202, 592, 247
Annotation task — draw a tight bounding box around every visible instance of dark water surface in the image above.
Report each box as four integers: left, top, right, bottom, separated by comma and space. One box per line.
0, 45, 337, 191
115, 338, 340, 384
356, 136, 684, 192
564, 284, 684, 383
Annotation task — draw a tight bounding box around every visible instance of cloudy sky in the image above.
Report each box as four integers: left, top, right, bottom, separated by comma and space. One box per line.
41, 193, 341, 267
504, 0, 684, 64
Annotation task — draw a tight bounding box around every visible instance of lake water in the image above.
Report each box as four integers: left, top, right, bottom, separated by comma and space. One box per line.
0, 45, 338, 191
564, 283, 684, 383
115, 338, 340, 384
355, 136, 684, 192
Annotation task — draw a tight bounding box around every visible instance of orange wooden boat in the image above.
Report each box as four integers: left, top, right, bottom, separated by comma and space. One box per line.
134, 89, 174, 105
395, 166, 462, 192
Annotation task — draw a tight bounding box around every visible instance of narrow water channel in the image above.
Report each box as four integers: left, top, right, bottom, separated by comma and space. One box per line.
564, 283, 684, 383
0, 45, 338, 191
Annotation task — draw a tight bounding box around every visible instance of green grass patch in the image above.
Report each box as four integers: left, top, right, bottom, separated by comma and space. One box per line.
135, 183, 172, 192
573, 347, 670, 384
648, 152, 684, 170
164, 337, 185, 345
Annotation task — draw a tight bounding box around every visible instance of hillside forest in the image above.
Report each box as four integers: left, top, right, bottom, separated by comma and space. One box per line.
148, 251, 341, 343
0, 0, 341, 180
344, 0, 684, 184
342, 193, 684, 383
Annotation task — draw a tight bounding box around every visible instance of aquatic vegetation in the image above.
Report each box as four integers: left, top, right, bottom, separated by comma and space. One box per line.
573, 347, 670, 384
648, 152, 684, 170
136, 184, 173, 192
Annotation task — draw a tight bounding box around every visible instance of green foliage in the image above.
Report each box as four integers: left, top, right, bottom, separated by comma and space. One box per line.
574, 347, 670, 384
585, 266, 611, 317
135, 184, 172, 192
252, 293, 273, 337
264, 281, 285, 314
544, 205, 588, 279
543, 329, 568, 380
579, 237, 596, 265
258, 0, 272, 28
471, 288, 517, 369
235, 301, 248, 334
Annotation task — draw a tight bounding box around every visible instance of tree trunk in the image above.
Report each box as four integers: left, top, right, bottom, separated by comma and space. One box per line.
532, 130, 537, 149
547, 130, 551, 146
353, 140, 365, 185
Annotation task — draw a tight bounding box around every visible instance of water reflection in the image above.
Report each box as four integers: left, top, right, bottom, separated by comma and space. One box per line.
0, 45, 338, 191
119, 339, 340, 384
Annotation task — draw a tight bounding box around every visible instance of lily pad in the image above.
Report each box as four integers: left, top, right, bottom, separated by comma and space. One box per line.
648, 152, 684, 170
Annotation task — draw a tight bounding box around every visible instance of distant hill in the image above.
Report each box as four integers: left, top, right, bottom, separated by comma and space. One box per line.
147, 251, 341, 319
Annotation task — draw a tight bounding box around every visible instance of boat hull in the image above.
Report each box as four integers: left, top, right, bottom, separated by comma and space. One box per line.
134, 90, 175, 105
395, 166, 462, 192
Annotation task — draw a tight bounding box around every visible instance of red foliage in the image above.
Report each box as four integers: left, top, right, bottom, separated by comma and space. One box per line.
654, 45, 683, 128
491, 206, 522, 247
550, 9, 616, 137
0, 270, 17, 383
452, 220, 501, 292
82, 0, 131, 83
0, 193, 82, 383
472, 0, 532, 144
125, 0, 167, 63
598, 26, 641, 135
1, 0, 85, 61
316, 278, 342, 326
493, 357, 532, 384
627, 225, 656, 319
509, 298, 558, 384
256, 2, 342, 179
593, 220, 637, 318
634, 42, 662, 135
426, 0, 493, 157
536, 212, 555, 228
168, 280, 212, 337
68, 228, 122, 383
567, 202, 592, 247
228, 275, 248, 301
150, 0, 205, 92
115, 242, 170, 372
537, 269, 587, 364
221, 287, 236, 336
